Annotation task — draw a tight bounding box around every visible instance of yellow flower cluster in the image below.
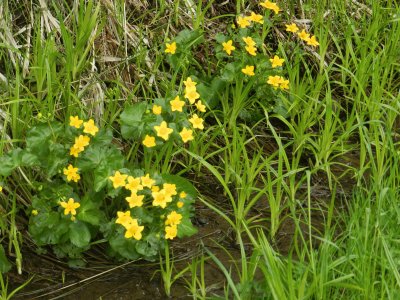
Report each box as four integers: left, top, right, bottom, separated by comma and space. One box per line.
115, 211, 144, 240
236, 11, 264, 29
267, 75, 289, 90
142, 77, 205, 148
259, 0, 281, 14
285, 23, 319, 47
165, 211, 182, 240
243, 36, 257, 56
69, 116, 99, 157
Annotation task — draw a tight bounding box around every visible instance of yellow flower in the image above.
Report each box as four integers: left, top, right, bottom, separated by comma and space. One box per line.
241, 65, 255, 76
69, 116, 83, 128
154, 121, 173, 141
222, 40, 235, 55
242, 36, 256, 47
184, 88, 200, 104
195, 100, 206, 112
74, 135, 90, 151
248, 12, 264, 24
163, 183, 177, 197
298, 29, 310, 41
183, 77, 197, 89
245, 45, 257, 56
83, 119, 99, 136
306, 35, 319, 47
63, 164, 80, 182
165, 211, 182, 226
269, 55, 285, 68
60, 198, 80, 216
32, 209, 38, 216
152, 104, 162, 115
152, 185, 160, 192
141, 174, 155, 188
0, 186, 3, 192
143, 135, 156, 148
267, 75, 283, 88
126, 191, 144, 208
237, 16, 250, 28
179, 191, 187, 198
189, 114, 204, 130
177, 201, 184, 208
124, 219, 144, 240
280, 78, 289, 90
179, 127, 194, 143
125, 176, 143, 191
115, 211, 134, 228
259, 0, 281, 14
165, 225, 177, 240
152, 189, 173, 208
165, 42, 177, 54
109, 171, 128, 188
170, 96, 185, 112
285, 23, 299, 33
70, 146, 81, 157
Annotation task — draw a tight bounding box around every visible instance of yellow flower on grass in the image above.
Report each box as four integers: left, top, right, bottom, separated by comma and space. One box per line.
241, 65, 255, 76
126, 191, 144, 208
0, 186, 2, 192
32, 209, 38, 216
125, 176, 143, 191
109, 171, 128, 188
260, 0, 281, 14
270, 55, 285, 68
185, 88, 200, 104
60, 198, 80, 216
165, 225, 178, 240
152, 104, 162, 115
245, 45, 257, 56
267, 75, 283, 88
195, 100, 206, 112
83, 119, 99, 136
298, 29, 310, 41
70, 146, 81, 157
69, 116, 83, 128
242, 36, 256, 47
306, 35, 319, 47
163, 183, 177, 197
180, 191, 187, 198
152, 185, 160, 192
74, 135, 90, 151
248, 12, 264, 24
222, 40, 235, 55
189, 114, 204, 130
179, 127, 194, 143
165, 211, 182, 226
165, 42, 177, 54
154, 121, 173, 141
280, 78, 289, 90
177, 201, 184, 208
143, 135, 156, 148
115, 211, 134, 228
183, 77, 197, 89
152, 189, 173, 208
63, 164, 80, 182
286, 23, 299, 33
124, 219, 144, 240
170, 96, 185, 112
237, 16, 250, 28
141, 174, 155, 188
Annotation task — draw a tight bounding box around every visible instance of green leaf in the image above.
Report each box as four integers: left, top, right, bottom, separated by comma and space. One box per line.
26, 122, 63, 156
175, 29, 204, 48
177, 218, 197, 238
69, 222, 91, 248
120, 102, 148, 140
197, 77, 226, 109
0, 244, 12, 273
77, 193, 104, 225
109, 232, 140, 260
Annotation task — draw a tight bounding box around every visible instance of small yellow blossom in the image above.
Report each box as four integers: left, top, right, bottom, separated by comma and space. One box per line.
165, 225, 178, 240
126, 191, 144, 208
237, 16, 250, 28
170, 96, 185, 112
260, 0, 281, 14
152, 105, 162, 115
165, 211, 182, 226
285, 23, 299, 33
69, 116, 83, 128
298, 29, 310, 41
154, 121, 174, 141
125, 176, 143, 191
241, 65, 255, 76
152, 189, 173, 208
179, 191, 187, 198
74, 135, 90, 151
141, 174, 155, 188
195, 100, 206, 112
177, 201, 184, 208
179, 127, 194, 143
248, 12, 264, 24
0, 186, 3, 192
189, 114, 204, 130
60, 198, 80, 216
63, 164, 80, 182
185, 88, 200, 104
306, 35, 319, 47
152, 186, 160, 192
163, 183, 177, 197
245, 45, 257, 56
270, 55, 285, 68
143, 135, 156, 148
70, 146, 81, 157
267, 75, 283, 88
165, 42, 177, 54
109, 171, 128, 189
222, 40, 235, 55
183, 77, 197, 89
124, 219, 144, 240
83, 119, 99, 136
32, 209, 38, 216
242, 36, 256, 47
115, 211, 134, 228
280, 78, 290, 90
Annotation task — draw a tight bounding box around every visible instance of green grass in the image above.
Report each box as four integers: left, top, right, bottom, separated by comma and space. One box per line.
1, 0, 400, 298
